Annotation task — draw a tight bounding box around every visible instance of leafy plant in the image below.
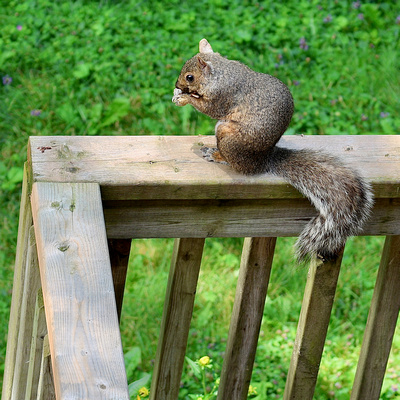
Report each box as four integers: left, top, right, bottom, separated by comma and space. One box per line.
0, 0, 399, 396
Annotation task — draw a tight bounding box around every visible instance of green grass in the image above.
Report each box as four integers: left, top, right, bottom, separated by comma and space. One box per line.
1, 0, 399, 398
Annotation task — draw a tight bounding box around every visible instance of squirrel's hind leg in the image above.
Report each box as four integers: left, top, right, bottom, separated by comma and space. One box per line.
201, 120, 239, 165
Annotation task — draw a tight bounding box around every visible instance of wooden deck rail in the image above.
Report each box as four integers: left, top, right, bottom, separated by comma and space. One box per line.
2, 135, 400, 400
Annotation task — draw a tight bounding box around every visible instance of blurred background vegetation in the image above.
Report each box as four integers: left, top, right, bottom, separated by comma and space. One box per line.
0, 0, 399, 398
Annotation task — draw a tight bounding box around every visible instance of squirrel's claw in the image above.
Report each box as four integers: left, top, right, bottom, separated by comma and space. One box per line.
201, 147, 229, 165
172, 88, 189, 106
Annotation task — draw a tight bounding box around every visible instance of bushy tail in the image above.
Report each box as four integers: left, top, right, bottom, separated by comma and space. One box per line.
265, 146, 374, 263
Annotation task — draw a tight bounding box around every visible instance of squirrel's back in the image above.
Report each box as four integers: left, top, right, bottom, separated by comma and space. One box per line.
173, 39, 373, 262
179, 51, 294, 149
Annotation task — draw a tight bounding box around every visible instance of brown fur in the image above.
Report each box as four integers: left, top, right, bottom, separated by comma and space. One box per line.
172, 39, 373, 262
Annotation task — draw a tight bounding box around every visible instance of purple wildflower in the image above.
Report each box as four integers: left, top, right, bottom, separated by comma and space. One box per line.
357, 13, 364, 20
30, 109, 42, 116
323, 15, 333, 23
380, 112, 389, 118
2, 75, 12, 85
16, 25, 22, 31
396, 15, 400, 25
361, 114, 368, 121
352, 1, 361, 9
274, 54, 284, 68
299, 37, 309, 50
293, 80, 300, 86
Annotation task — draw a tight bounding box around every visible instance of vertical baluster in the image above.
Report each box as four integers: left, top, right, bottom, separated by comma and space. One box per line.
351, 235, 400, 400
217, 237, 277, 400
284, 250, 344, 400
2, 164, 32, 400
150, 238, 205, 400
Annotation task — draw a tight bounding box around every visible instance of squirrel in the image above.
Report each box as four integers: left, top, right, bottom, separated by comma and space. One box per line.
172, 38, 373, 263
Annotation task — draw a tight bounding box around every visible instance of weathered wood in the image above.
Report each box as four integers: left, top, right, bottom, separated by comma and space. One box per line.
283, 250, 344, 400
150, 238, 205, 400
351, 235, 400, 400
2, 164, 32, 400
103, 198, 400, 238
217, 237, 276, 400
31, 182, 129, 399
5, 135, 400, 399
108, 239, 132, 321
25, 290, 47, 400
28, 135, 400, 200
36, 335, 55, 400
11, 226, 42, 400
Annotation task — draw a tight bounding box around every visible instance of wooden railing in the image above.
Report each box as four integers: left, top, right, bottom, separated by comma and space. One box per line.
2, 135, 400, 400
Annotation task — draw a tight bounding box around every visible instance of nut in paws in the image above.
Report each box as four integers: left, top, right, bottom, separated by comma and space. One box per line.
172, 88, 189, 106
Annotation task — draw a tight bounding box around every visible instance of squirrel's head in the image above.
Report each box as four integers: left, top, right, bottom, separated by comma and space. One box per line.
175, 39, 217, 99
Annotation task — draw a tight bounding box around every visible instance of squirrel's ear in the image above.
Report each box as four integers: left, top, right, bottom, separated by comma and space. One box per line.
197, 56, 214, 75
199, 38, 214, 54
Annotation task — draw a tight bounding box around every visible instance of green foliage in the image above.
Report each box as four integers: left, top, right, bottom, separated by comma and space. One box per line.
125, 347, 151, 399
121, 237, 400, 399
0, 0, 399, 397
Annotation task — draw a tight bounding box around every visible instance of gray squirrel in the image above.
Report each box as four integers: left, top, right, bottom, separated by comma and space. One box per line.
172, 39, 373, 262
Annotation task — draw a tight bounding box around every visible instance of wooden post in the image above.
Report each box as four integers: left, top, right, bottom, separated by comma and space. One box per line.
150, 238, 205, 400
25, 290, 49, 400
10, 226, 43, 399
36, 335, 55, 399
2, 164, 32, 400
351, 235, 400, 400
31, 182, 129, 399
284, 250, 344, 400
217, 237, 276, 400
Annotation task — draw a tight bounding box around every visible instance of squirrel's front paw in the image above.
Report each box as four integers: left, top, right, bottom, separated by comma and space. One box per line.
172, 88, 189, 106
201, 147, 229, 165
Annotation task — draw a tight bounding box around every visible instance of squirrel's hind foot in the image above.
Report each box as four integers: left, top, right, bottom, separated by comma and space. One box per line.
201, 146, 229, 165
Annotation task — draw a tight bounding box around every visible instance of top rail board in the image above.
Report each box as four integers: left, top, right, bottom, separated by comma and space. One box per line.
29, 135, 400, 201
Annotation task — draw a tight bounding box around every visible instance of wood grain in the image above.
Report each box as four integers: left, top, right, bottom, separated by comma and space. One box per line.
102, 198, 400, 239
31, 182, 129, 399
217, 237, 276, 400
36, 335, 55, 400
25, 290, 48, 400
11, 226, 42, 400
351, 235, 400, 400
150, 238, 205, 400
28, 135, 400, 200
5, 135, 400, 399
2, 164, 32, 400
284, 250, 344, 400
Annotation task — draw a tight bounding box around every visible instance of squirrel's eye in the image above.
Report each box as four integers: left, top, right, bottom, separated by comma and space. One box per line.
186, 74, 194, 82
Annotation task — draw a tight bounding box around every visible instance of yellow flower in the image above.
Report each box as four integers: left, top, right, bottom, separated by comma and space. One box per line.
138, 387, 149, 397
198, 356, 211, 367
248, 385, 257, 395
